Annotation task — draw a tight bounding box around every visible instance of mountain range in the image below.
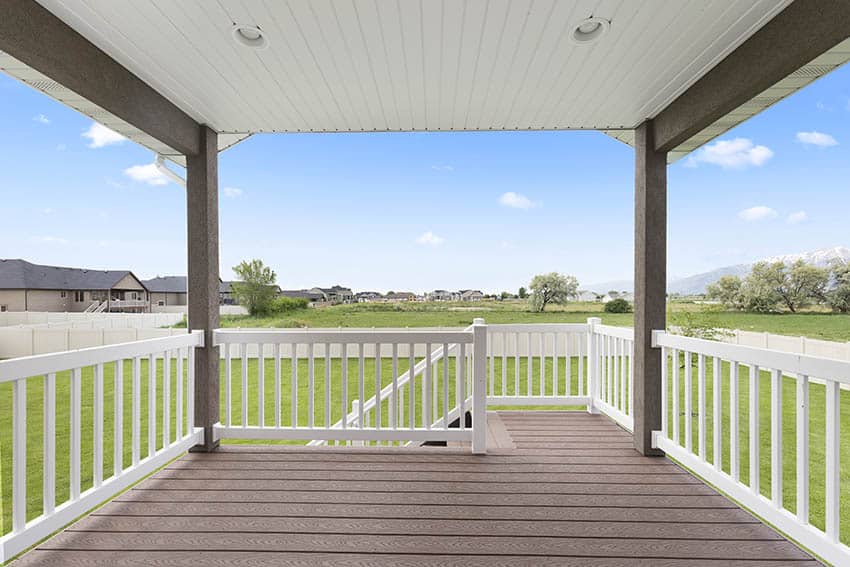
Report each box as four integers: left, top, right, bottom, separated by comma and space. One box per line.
587, 246, 850, 296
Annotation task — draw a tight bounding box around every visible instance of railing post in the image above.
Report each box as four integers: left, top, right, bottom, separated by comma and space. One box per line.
472, 318, 487, 454
586, 317, 601, 414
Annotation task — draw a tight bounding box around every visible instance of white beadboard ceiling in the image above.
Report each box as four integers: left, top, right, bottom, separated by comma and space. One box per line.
8, 0, 845, 161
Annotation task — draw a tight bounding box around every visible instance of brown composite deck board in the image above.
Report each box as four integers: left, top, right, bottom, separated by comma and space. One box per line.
15, 411, 821, 566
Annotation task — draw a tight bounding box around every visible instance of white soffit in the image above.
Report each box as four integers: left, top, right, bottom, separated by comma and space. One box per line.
33, 0, 793, 137
0, 49, 251, 165
605, 38, 850, 163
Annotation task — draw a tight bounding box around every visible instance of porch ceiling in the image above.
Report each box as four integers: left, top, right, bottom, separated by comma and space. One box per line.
3, 1, 848, 163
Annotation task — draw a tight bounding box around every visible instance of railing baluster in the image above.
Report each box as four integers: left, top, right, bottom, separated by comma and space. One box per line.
308, 343, 315, 429
553, 333, 558, 397
565, 333, 571, 396
661, 347, 668, 437
749, 364, 760, 494
274, 344, 281, 428
443, 342, 449, 428
132, 357, 140, 466
175, 350, 182, 440
730, 361, 740, 481
502, 333, 507, 396
796, 373, 809, 524
240, 344, 247, 428
326, 345, 332, 429
115, 359, 124, 476
374, 343, 381, 430
163, 351, 170, 446
684, 352, 692, 453
424, 343, 431, 430
408, 344, 415, 429
94, 363, 104, 487
527, 333, 532, 397
672, 349, 679, 444
43, 372, 56, 515
224, 343, 232, 427
613, 338, 620, 409
341, 343, 348, 430
770, 368, 782, 508
698, 354, 706, 460
258, 344, 265, 428
825, 378, 840, 541
291, 343, 298, 428
71, 367, 82, 499
578, 336, 584, 397
187, 345, 195, 435
459, 342, 467, 428
358, 343, 365, 429
539, 333, 545, 396
713, 357, 722, 471
513, 333, 519, 397
12, 377, 27, 532
628, 341, 634, 416
489, 337, 494, 397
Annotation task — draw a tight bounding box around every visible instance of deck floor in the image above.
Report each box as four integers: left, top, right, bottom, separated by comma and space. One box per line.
15, 411, 820, 566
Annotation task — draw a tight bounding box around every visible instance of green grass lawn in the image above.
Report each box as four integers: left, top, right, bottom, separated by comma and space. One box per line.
212, 299, 850, 341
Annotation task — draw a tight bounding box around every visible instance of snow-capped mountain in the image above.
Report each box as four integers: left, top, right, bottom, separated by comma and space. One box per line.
587, 247, 850, 296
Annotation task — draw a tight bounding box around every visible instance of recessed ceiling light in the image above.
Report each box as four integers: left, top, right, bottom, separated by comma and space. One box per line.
571, 16, 610, 45
232, 24, 268, 50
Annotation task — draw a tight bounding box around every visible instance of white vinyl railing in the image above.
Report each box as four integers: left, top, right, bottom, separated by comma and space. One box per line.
652, 331, 850, 566
212, 322, 487, 452
0, 331, 205, 563
588, 320, 634, 431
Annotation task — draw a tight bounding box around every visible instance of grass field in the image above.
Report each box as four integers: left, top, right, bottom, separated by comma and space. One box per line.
214, 299, 850, 341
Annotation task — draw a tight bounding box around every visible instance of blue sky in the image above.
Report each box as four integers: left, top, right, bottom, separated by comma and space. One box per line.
0, 63, 848, 294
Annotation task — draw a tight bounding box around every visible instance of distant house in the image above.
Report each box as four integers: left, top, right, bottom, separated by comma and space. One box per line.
0, 259, 149, 313
281, 289, 325, 303
143, 276, 188, 307
459, 289, 484, 302
575, 290, 602, 302
427, 289, 458, 301
310, 285, 354, 304
356, 291, 383, 303
386, 291, 416, 302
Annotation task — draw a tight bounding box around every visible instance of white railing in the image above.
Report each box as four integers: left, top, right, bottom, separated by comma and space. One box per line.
0, 331, 205, 562
652, 331, 850, 565
212, 322, 487, 452
588, 320, 634, 431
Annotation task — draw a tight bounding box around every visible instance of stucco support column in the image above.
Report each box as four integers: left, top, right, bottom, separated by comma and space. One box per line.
633, 120, 667, 457
187, 126, 220, 452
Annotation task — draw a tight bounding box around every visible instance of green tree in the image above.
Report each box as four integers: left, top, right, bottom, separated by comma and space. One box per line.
740, 260, 828, 313
827, 262, 850, 313
706, 275, 744, 309
518, 287, 528, 299
528, 272, 579, 312
740, 262, 784, 313
231, 259, 278, 316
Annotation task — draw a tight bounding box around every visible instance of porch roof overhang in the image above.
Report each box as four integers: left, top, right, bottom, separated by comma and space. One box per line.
1, 1, 848, 164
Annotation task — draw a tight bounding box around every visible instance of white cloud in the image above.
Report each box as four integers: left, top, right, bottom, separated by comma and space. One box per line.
33, 114, 50, 124
498, 191, 538, 210
431, 165, 454, 172
738, 206, 778, 222
36, 236, 69, 245
124, 162, 170, 186
416, 231, 445, 246
82, 122, 126, 148
787, 211, 808, 225
796, 131, 838, 147
223, 187, 243, 198
687, 138, 773, 169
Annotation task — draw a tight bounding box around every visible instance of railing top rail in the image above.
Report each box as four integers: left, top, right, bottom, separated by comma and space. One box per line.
486, 323, 589, 333
213, 328, 474, 345
653, 330, 850, 385
594, 324, 634, 340
0, 330, 203, 383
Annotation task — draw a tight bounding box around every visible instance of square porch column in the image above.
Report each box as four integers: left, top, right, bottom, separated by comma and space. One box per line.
187, 126, 220, 452
633, 120, 667, 457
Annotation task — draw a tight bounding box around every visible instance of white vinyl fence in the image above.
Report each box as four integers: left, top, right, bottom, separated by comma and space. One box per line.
0, 311, 183, 328
725, 329, 850, 362
0, 327, 187, 359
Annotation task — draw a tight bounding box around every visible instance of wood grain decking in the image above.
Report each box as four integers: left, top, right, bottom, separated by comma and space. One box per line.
14, 411, 820, 566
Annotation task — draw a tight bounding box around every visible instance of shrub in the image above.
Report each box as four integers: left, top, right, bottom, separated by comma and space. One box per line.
603, 298, 632, 313
269, 296, 309, 314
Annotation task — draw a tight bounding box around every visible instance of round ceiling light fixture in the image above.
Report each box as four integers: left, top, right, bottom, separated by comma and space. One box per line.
570, 16, 610, 45
232, 24, 268, 50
